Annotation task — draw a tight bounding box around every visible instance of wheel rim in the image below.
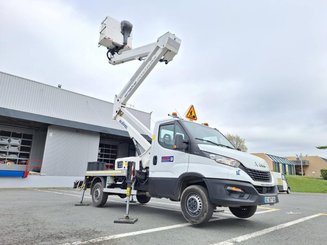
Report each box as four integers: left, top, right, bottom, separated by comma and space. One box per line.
94, 188, 101, 201
186, 193, 203, 217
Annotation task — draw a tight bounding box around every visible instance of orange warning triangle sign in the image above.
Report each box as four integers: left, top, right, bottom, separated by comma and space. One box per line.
185, 105, 197, 121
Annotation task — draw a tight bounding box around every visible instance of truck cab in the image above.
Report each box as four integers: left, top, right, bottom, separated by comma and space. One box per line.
146, 118, 278, 223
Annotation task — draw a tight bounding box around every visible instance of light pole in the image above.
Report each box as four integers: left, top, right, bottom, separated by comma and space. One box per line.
296, 154, 303, 177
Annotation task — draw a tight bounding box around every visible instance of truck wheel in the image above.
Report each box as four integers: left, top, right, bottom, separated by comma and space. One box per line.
180, 185, 214, 225
136, 193, 151, 204
229, 206, 257, 218
91, 182, 108, 207
287, 188, 291, 194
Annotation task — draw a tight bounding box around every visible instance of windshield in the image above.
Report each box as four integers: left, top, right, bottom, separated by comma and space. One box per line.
181, 121, 235, 149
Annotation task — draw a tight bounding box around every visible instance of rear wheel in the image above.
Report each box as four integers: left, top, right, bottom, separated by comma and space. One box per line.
91, 182, 108, 207
136, 192, 151, 204
180, 185, 214, 225
229, 206, 257, 218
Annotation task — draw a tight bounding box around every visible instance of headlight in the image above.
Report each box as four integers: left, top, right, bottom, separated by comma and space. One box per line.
204, 152, 241, 168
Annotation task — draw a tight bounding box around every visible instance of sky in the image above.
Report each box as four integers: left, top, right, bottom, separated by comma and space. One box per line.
0, 0, 326, 158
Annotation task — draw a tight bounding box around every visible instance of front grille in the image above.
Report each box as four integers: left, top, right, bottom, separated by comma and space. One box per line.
240, 165, 272, 182
255, 186, 276, 194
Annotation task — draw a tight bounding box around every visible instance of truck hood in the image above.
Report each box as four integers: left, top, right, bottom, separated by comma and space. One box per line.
198, 144, 269, 171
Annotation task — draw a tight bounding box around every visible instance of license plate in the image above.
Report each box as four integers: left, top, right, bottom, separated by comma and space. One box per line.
264, 196, 276, 204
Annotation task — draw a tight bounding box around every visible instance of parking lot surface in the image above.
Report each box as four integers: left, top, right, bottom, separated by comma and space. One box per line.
0, 188, 326, 245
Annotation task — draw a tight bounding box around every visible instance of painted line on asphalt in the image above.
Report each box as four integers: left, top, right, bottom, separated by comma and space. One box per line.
64, 223, 190, 245
35, 188, 283, 245
212, 213, 324, 245
34, 189, 83, 197
257, 206, 278, 210
45, 189, 279, 212
35, 189, 279, 216
62, 217, 223, 245
48, 188, 182, 207
34, 189, 182, 213
47, 189, 278, 209
34, 189, 278, 223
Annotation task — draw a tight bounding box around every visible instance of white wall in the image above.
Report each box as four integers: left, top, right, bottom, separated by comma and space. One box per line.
0, 71, 151, 130
0, 175, 81, 188
41, 126, 100, 176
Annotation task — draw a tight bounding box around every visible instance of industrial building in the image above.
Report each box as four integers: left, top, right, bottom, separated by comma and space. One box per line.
254, 153, 327, 178
253, 153, 296, 175
0, 71, 151, 187
286, 156, 327, 178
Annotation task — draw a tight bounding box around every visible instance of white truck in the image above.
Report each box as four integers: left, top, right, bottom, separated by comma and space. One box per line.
81, 16, 279, 225
272, 172, 291, 194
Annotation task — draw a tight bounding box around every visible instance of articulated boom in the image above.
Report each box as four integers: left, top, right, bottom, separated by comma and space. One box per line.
100, 24, 181, 154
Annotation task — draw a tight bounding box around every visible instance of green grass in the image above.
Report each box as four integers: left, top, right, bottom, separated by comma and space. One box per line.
286, 175, 327, 193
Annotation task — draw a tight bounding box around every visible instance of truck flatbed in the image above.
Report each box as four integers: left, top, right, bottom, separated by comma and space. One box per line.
85, 169, 127, 177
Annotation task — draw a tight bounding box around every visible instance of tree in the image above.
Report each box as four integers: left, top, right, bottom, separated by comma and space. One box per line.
226, 133, 248, 152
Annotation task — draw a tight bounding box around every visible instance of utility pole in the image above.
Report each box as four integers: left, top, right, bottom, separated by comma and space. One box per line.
296, 154, 304, 177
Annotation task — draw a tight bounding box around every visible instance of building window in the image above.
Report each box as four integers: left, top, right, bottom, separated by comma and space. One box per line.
290, 165, 296, 175
282, 164, 287, 174
273, 162, 280, 172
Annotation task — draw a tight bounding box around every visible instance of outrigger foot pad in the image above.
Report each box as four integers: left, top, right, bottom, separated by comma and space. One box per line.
74, 203, 90, 206
114, 216, 138, 224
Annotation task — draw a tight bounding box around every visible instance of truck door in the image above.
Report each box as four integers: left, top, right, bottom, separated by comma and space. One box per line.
149, 121, 189, 198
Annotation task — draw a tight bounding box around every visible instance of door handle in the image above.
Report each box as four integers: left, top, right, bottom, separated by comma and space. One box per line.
153, 156, 157, 165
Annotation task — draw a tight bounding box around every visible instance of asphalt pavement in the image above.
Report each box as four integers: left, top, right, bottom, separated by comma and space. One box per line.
0, 188, 326, 245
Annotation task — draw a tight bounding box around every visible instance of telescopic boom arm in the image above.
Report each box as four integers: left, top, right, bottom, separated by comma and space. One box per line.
112, 32, 181, 117
99, 17, 181, 154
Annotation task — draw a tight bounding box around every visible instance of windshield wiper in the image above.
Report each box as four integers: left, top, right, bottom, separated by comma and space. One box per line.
195, 138, 234, 149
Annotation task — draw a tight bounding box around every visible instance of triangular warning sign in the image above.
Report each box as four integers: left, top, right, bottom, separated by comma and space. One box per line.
185, 105, 197, 121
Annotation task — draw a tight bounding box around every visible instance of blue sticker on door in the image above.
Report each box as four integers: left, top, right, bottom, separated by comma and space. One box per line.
161, 156, 174, 162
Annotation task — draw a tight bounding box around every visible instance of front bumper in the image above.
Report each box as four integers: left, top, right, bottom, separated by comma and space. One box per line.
204, 178, 279, 207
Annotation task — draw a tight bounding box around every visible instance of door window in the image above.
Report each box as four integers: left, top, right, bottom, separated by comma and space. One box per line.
159, 123, 188, 150
159, 124, 174, 149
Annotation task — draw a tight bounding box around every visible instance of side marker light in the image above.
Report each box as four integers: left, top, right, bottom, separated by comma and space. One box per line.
226, 186, 244, 193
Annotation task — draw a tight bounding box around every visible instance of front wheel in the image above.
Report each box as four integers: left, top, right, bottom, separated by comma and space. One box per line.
91, 182, 108, 207
180, 185, 214, 225
229, 206, 257, 218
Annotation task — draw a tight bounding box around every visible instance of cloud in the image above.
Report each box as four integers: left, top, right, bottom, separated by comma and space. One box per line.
0, 0, 138, 100
0, 0, 326, 158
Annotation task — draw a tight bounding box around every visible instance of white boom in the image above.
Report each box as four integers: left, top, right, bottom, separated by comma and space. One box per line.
99, 19, 181, 154
85, 16, 279, 226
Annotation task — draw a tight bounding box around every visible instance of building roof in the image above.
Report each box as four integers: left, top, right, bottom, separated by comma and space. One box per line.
0, 71, 151, 136
267, 154, 294, 165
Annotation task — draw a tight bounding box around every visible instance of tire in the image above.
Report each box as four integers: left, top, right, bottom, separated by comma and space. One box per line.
91, 182, 108, 207
229, 206, 257, 218
180, 185, 214, 225
136, 192, 151, 204
287, 188, 291, 194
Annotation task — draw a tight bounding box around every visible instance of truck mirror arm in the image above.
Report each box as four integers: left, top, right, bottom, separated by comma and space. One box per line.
175, 137, 189, 151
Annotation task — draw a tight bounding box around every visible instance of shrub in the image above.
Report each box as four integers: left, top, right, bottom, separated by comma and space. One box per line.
321, 169, 327, 180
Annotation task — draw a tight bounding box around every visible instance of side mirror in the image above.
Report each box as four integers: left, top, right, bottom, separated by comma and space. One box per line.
174, 134, 188, 151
